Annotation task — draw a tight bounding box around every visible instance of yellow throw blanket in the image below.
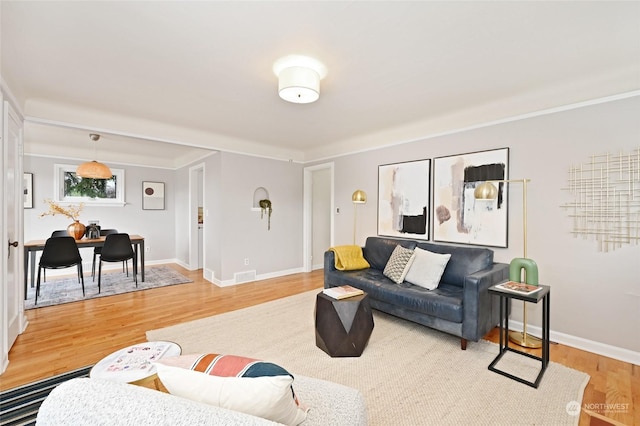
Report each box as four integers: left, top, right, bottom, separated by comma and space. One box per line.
329, 245, 370, 271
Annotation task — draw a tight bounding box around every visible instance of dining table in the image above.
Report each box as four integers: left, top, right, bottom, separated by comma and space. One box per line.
23, 234, 145, 298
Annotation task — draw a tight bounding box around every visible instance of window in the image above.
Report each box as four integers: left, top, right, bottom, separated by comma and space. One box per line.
54, 164, 125, 206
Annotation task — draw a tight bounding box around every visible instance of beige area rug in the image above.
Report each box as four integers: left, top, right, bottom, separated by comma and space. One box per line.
147, 290, 590, 425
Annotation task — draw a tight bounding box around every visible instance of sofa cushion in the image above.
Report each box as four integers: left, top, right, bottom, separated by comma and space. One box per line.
404, 248, 451, 290
155, 353, 307, 426
383, 245, 416, 284
363, 237, 417, 270
416, 242, 493, 287
326, 268, 464, 323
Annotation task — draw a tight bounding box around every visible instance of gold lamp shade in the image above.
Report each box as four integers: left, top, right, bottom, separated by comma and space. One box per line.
473, 181, 498, 200
76, 161, 113, 179
352, 190, 367, 204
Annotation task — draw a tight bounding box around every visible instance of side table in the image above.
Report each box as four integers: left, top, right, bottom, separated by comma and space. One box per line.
488, 284, 550, 388
315, 291, 374, 357
90, 341, 181, 390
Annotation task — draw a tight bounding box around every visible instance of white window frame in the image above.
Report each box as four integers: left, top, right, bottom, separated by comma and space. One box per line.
54, 164, 126, 206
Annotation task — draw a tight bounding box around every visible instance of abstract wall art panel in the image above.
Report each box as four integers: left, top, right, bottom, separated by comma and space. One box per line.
378, 159, 431, 240
432, 148, 509, 247
23, 173, 33, 209
142, 181, 165, 210
561, 148, 640, 252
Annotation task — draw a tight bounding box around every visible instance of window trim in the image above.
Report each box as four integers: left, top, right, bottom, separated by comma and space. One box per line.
54, 164, 126, 206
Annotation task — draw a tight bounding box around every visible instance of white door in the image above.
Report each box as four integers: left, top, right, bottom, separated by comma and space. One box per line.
1, 98, 26, 374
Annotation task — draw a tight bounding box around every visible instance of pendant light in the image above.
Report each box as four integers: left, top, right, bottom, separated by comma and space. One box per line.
76, 133, 113, 179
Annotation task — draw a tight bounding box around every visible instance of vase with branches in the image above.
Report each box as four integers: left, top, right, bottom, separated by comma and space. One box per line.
40, 199, 86, 239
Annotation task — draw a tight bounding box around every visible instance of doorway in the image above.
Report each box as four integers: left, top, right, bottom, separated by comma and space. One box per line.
303, 163, 334, 272
188, 163, 205, 271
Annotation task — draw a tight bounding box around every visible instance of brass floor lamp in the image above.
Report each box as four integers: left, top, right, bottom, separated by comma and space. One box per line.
474, 178, 542, 349
352, 190, 367, 245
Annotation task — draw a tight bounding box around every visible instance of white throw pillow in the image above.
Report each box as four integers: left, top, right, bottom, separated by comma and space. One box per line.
383, 245, 416, 284
404, 248, 451, 290
155, 354, 308, 426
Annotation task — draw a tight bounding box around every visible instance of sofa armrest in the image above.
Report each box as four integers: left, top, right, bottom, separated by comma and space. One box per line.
461, 262, 509, 341
324, 250, 337, 273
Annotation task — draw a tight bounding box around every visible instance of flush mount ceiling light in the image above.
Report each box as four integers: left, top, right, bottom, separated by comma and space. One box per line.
273, 55, 327, 104
76, 133, 113, 179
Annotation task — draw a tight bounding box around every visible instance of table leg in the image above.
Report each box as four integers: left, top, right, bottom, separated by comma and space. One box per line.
140, 240, 145, 282
30, 250, 36, 289
543, 293, 550, 368
498, 296, 504, 351
24, 247, 28, 299
504, 297, 510, 351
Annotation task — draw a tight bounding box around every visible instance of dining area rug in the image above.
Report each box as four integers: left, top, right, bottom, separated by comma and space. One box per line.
147, 290, 590, 426
24, 266, 192, 310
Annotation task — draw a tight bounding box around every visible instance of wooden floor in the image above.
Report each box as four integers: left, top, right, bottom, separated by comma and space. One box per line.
1, 264, 637, 426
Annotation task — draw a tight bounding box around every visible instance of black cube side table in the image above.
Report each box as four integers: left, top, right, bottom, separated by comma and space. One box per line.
488, 283, 550, 388
315, 292, 374, 357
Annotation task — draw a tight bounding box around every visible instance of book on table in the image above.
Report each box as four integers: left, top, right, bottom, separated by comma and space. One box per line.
494, 281, 542, 295
323, 285, 364, 300
106, 343, 171, 372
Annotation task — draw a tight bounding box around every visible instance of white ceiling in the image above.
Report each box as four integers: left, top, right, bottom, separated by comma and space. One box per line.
2, 1, 639, 167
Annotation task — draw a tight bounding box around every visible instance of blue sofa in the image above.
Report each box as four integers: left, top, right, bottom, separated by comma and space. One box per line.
324, 236, 509, 350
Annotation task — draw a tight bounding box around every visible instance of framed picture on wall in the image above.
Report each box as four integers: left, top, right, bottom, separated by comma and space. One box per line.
432, 148, 509, 247
377, 159, 431, 240
23, 173, 33, 209
142, 181, 165, 210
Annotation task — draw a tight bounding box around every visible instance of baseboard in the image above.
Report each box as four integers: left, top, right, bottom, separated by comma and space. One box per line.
1, 353, 8, 375
216, 267, 306, 287
173, 258, 191, 270
508, 320, 640, 366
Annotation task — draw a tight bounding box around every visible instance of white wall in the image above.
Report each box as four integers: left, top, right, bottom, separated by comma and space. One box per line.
217, 152, 303, 282
23, 156, 177, 265
313, 95, 640, 356
175, 151, 304, 284
173, 164, 190, 266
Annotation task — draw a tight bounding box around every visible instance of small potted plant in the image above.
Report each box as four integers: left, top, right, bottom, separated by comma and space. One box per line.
259, 199, 272, 230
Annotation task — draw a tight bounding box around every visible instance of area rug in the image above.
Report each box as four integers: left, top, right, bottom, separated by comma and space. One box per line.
25, 266, 192, 310
147, 290, 590, 426
0, 365, 92, 426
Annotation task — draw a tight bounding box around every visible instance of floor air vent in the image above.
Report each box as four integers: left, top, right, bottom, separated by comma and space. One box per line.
234, 270, 256, 283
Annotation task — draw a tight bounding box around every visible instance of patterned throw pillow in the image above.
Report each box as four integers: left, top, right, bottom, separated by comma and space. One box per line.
155, 353, 308, 425
383, 245, 416, 284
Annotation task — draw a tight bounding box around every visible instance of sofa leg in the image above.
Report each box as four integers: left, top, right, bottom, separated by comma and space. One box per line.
460, 339, 467, 350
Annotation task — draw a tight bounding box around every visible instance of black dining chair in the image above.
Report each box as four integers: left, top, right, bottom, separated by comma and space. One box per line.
97, 233, 137, 293
36, 237, 85, 305
91, 229, 120, 280
42, 230, 71, 283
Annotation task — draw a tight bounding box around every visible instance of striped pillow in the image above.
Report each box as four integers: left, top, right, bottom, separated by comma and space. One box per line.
383, 245, 416, 284
155, 353, 308, 425
191, 353, 292, 378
